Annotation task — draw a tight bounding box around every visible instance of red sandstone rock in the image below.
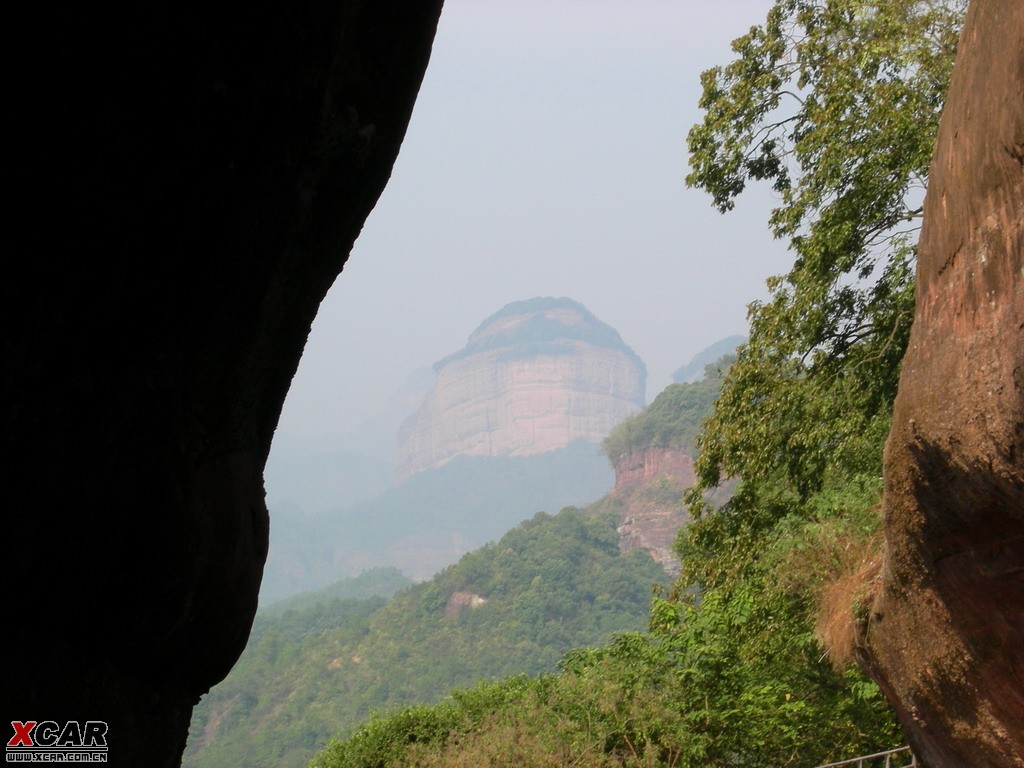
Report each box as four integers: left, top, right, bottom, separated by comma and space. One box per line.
860, 1, 1024, 764
612, 447, 697, 575
444, 591, 488, 619
613, 446, 697, 493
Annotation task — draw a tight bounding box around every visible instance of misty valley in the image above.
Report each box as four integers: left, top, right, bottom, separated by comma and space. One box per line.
185, 301, 733, 767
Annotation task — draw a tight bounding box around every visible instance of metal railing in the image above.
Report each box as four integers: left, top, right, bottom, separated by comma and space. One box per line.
814, 745, 916, 768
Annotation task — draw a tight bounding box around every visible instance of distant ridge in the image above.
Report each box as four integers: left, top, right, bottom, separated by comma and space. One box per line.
672, 334, 745, 383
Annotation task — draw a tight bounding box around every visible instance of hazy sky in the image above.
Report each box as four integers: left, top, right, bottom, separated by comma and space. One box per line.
272, 0, 793, 458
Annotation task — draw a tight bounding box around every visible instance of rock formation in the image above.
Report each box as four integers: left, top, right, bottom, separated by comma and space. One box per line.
444, 591, 488, 618
397, 298, 646, 480
4, 3, 443, 766
612, 446, 696, 575
613, 446, 697, 493
858, 1, 1023, 764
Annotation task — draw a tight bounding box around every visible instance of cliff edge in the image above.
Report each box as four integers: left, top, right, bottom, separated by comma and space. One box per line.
612, 446, 696, 575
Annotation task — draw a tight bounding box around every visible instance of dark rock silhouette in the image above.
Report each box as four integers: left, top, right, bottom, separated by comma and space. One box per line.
4, 2, 443, 766
860, 0, 1023, 764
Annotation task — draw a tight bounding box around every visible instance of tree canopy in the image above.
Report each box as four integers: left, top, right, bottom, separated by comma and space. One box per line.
688, 0, 965, 497
186, 505, 664, 768
305, 2, 969, 766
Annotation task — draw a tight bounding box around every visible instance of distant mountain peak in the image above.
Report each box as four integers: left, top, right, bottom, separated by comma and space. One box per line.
437, 296, 646, 376
398, 298, 646, 481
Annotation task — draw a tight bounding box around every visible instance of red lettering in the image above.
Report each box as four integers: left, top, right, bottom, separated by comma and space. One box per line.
8, 721, 36, 747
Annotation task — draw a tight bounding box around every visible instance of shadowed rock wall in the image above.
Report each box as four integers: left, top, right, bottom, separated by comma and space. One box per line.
4, 2, 443, 766
859, 0, 1023, 764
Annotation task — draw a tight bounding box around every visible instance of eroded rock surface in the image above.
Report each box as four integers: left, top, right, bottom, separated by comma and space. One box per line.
4, 3, 442, 765
397, 298, 646, 481
860, 1, 1023, 764
612, 447, 696, 575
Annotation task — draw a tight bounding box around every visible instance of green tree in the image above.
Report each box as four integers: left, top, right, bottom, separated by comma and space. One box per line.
307, 4, 970, 767
663, 0, 967, 760
687, 0, 965, 497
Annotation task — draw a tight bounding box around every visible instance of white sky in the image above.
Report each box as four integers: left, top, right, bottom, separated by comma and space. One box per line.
272, 0, 793, 457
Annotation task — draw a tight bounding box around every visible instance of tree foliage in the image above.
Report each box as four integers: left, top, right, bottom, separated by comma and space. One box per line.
668, 0, 965, 761
688, 0, 964, 497
185, 505, 664, 768
300, 3, 969, 766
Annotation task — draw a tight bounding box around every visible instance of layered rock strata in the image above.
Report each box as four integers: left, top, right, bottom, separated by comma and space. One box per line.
860, 1, 1024, 764
613, 447, 696, 575
398, 298, 646, 480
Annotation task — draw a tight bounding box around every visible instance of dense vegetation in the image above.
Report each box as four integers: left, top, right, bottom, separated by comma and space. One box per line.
185, 504, 666, 768
312, 392, 899, 768
310, 2, 965, 766
602, 358, 731, 462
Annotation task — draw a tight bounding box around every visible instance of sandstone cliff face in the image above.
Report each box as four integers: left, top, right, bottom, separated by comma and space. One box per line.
613, 447, 696, 575
614, 446, 696, 493
397, 298, 646, 480
860, 1, 1024, 764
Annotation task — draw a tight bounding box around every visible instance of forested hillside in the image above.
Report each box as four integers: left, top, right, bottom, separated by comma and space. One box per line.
603, 357, 730, 463
309, 1, 967, 765
185, 505, 666, 768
